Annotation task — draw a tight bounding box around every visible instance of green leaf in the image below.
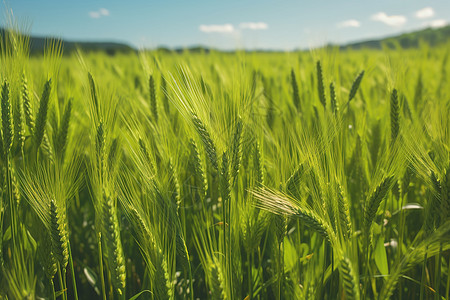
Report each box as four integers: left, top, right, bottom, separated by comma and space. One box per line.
372, 222, 381, 235
284, 237, 297, 272
22, 225, 37, 253
374, 235, 389, 278
128, 290, 152, 300
3, 226, 11, 241
83, 266, 100, 295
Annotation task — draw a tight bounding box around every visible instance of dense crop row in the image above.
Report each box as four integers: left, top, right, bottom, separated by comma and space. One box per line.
0, 28, 449, 299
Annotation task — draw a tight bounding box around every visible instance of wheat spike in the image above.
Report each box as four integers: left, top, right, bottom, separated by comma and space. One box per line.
230, 118, 243, 185
400, 163, 414, 197
424, 172, 442, 232
34, 79, 52, 149
49, 199, 69, 270
1, 81, 13, 155
245, 212, 268, 254
291, 69, 301, 111
330, 82, 338, 114
0, 129, 4, 162
96, 121, 106, 172
440, 167, 449, 224
102, 194, 126, 295
22, 73, 35, 131
210, 262, 225, 300
339, 256, 360, 300
38, 227, 58, 280
161, 74, 170, 115
138, 137, 155, 174
88, 72, 99, 117
255, 188, 335, 243
316, 61, 326, 109
253, 140, 264, 186
370, 121, 381, 168
296, 206, 334, 242
263, 77, 275, 128
413, 71, 423, 106
379, 222, 450, 299
286, 164, 304, 197
348, 70, 364, 102
390, 88, 400, 144
189, 138, 207, 197
176, 232, 190, 270
149, 75, 158, 123
168, 158, 181, 210
153, 249, 173, 300
56, 99, 72, 160
41, 133, 54, 162
273, 214, 287, 244
10, 165, 21, 206
363, 177, 394, 237
337, 184, 352, 239
192, 113, 219, 171
13, 86, 25, 155
108, 137, 120, 172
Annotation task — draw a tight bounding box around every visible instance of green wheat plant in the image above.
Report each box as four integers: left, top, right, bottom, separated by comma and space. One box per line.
1, 21, 450, 300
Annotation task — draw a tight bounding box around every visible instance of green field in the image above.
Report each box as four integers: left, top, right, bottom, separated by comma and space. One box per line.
0, 28, 449, 299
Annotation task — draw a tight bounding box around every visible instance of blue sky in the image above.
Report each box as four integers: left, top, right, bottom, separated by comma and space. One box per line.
3, 0, 450, 50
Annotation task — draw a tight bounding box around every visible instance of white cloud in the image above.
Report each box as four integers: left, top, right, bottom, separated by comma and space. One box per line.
425, 19, 448, 28
337, 19, 361, 28
371, 12, 407, 27
239, 22, 268, 30
199, 24, 234, 33
89, 11, 101, 19
415, 7, 434, 19
99, 8, 110, 16
89, 8, 110, 19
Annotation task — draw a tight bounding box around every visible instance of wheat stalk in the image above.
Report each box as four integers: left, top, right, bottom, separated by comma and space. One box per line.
221, 152, 231, 203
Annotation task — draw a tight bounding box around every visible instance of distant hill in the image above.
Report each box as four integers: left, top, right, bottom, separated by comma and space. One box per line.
341, 25, 450, 50
2, 25, 450, 55
0, 28, 135, 55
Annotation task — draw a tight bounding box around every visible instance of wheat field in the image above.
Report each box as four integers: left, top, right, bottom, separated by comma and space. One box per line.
0, 26, 449, 300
